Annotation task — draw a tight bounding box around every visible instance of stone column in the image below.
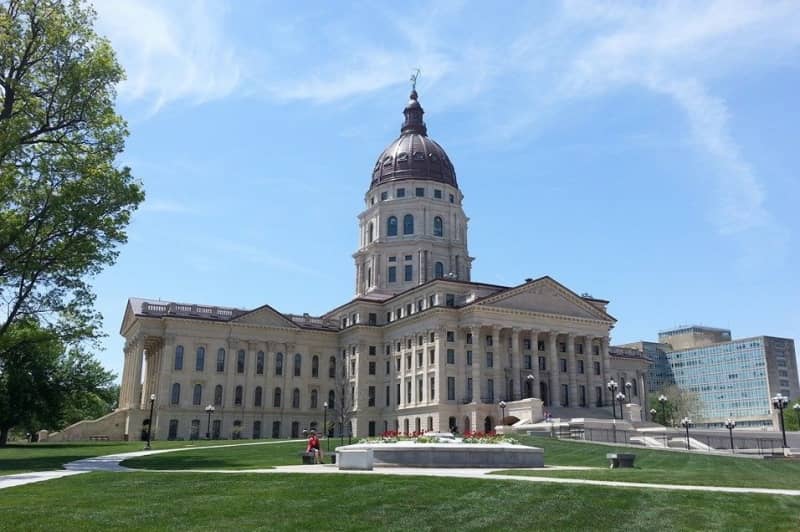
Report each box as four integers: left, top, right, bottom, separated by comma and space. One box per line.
548, 331, 560, 407
584, 335, 594, 406
132, 338, 144, 410
567, 334, 578, 407
470, 326, 482, 404
491, 326, 501, 402
601, 336, 611, 390
510, 328, 520, 401
529, 330, 540, 399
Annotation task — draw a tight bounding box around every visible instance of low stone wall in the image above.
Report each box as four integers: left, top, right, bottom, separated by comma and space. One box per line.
338, 442, 544, 468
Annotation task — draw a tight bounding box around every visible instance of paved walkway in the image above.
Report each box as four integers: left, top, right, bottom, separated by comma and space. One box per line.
3, 441, 800, 497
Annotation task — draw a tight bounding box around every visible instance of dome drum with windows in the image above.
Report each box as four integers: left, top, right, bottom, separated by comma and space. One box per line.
370, 89, 457, 189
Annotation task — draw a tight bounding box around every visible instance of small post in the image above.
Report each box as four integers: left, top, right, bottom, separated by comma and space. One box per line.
145, 394, 156, 450
724, 419, 736, 454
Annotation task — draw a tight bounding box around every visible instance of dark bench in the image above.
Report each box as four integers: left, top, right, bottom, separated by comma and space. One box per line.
606, 453, 636, 469
299, 451, 317, 465
89, 435, 110, 441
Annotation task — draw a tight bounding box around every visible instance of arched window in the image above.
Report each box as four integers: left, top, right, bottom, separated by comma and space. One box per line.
256, 351, 265, 375
387, 216, 398, 236
174, 345, 184, 370
292, 388, 300, 408
237, 349, 246, 374
192, 383, 202, 405
234, 385, 243, 406
328, 390, 335, 407
195, 347, 205, 371
311, 389, 318, 409
403, 214, 414, 235
312, 355, 319, 378
367, 222, 374, 243
294, 353, 302, 377
433, 216, 443, 237
254, 386, 263, 407
273, 387, 282, 408
275, 352, 283, 376
214, 385, 223, 406
216, 348, 226, 372
171, 383, 180, 405
435, 261, 444, 278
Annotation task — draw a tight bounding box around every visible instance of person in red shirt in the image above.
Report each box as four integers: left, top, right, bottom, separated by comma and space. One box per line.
306, 430, 323, 464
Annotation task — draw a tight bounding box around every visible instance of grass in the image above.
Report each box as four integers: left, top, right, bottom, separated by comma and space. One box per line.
121, 440, 305, 470
0, 439, 262, 476
2, 472, 800, 531
493, 435, 800, 490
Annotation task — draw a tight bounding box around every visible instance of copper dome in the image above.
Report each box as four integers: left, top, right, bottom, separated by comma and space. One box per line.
370, 90, 457, 189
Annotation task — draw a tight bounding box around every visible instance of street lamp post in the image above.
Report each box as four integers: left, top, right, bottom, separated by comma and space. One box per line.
624, 381, 632, 403
649, 408, 658, 422
205, 404, 215, 439
499, 400, 507, 425
794, 403, 800, 429
616, 392, 627, 422
607, 379, 618, 419
658, 395, 668, 448
145, 394, 156, 450
681, 417, 692, 451
526, 374, 535, 399
323, 401, 329, 454
724, 419, 736, 454
772, 393, 789, 449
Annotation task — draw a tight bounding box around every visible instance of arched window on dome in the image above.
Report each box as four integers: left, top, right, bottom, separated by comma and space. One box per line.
433, 216, 443, 237
403, 214, 414, 235
367, 222, 374, 243
435, 262, 444, 279
387, 216, 398, 237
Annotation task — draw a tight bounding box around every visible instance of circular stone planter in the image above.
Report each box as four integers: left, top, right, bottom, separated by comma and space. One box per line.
336, 442, 544, 468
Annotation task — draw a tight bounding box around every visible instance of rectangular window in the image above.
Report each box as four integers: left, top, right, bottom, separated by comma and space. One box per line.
417, 352, 423, 367
466, 378, 473, 402
388, 266, 397, 283
434, 189, 442, 199
406, 303, 412, 316
429, 349, 435, 363
386, 312, 392, 323
368, 386, 376, 407
524, 354, 532, 370
578, 360, 584, 374
593, 345, 600, 356
466, 333, 473, 344
447, 377, 456, 400
417, 379, 423, 401
430, 377, 435, 400
368, 313, 377, 325
396, 383, 401, 404
445, 294, 455, 307
237, 351, 245, 374
415, 187, 425, 197
487, 379, 494, 403
369, 361, 376, 375
447, 349, 455, 364
416, 299, 423, 312
466, 350, 473, 366
538, 356, 546, 371
395, 357, 400, 371
580, 385, 587, 407
559, 342, 566, 353
486, 335, 493, 346
369, 345, 376, 356
404, 264, 413, 282
594, 361, 601, 375
446, 331, 455, 342
486, 352, 494, 368
406, 381, 412, 403
386, 386, 391, 406
380, 191, 388, 201
397, 188, 406, 198
523, 339, 531, 350
577, 343, 584, 355
429, 295, 435, 307
538, 341, 545, 351
560, 358, 567, 372
406, 355, 411, 370
449, 193, 454, 203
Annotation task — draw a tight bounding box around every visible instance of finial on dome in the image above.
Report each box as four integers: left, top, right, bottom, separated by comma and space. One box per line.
402, 69, 426, 135
410, 68, 420, 92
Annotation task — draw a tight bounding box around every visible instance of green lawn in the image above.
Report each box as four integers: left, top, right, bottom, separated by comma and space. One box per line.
2, 472, 800, 531
497, 435, 800, 490
0, 440, 254, 476
121, 440, 306, 470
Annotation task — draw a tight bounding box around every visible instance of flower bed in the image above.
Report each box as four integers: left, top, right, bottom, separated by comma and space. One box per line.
359, 430, 519, 445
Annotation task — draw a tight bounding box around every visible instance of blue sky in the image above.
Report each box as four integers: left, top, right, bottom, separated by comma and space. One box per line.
89, 0, 800, 383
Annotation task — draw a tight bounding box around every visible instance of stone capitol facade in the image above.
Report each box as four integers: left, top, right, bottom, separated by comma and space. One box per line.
104, 90, 650, 441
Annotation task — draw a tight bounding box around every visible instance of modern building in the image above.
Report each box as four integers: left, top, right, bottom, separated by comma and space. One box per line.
623, 326, 799, 428
49, 89, 650, 442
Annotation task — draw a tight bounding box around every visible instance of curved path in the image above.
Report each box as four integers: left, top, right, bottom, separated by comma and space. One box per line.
2, 440, 800, 497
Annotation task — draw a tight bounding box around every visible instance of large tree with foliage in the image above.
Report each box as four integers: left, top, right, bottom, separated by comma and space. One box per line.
0, 319, 115, 445
648, 384, 702, 427
0, 0, 144, 345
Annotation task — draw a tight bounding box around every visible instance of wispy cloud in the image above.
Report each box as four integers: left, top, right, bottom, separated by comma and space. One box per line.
201, 237, 328, 280
139, 199, 193, 214
94, 0, 244, 112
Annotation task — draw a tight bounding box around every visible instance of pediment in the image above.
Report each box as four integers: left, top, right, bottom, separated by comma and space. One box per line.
477, 278, 612, 322
231, 305, 298, 328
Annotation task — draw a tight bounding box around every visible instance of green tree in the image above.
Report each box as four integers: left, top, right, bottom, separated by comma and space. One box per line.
0, 0, 144, 345
0, 319, 114, 445
648, 384, 702, 427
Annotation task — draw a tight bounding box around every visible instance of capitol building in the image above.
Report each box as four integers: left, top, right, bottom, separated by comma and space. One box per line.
75, 90, 650, 441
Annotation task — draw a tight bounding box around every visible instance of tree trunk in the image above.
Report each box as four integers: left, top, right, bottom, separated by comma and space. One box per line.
0, 427, 9, 446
